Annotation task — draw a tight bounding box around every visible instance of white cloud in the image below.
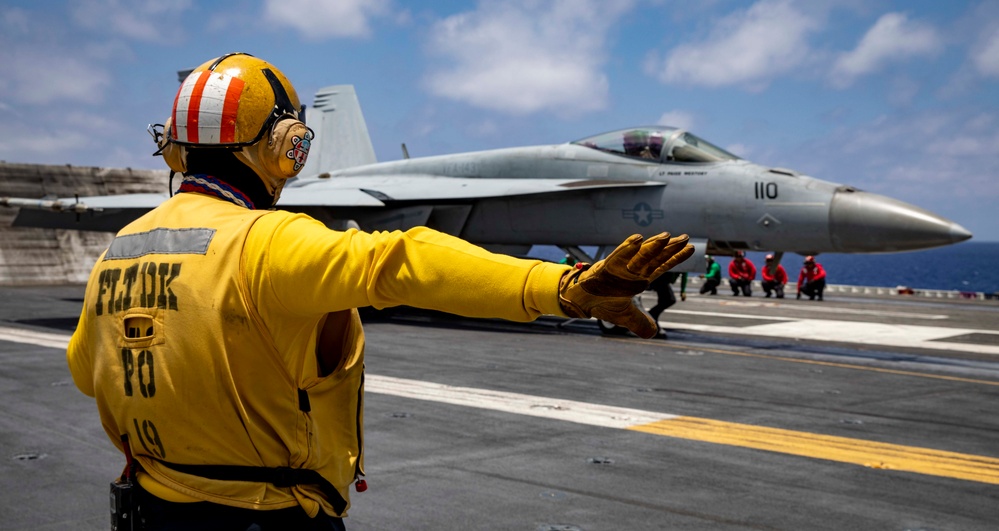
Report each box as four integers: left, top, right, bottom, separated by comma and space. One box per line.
0, 48, 111, 105
725, 143, 752, 158
925, 125, 999, 157
424, 0, 634, 115
467, 119, 499, 137
263, 0, 391, 39
657, 110, 696, 131
2, 8, 29, 33
886, 76, 920, 107
71, 0, 192, 42
788, 110, 999, 203
0, 102, 153, 167
973, 27, 999, 77
649, 0, 819, 90
831, 13, 941, 88
0, 114, 102, 159
769, 111, 995, 239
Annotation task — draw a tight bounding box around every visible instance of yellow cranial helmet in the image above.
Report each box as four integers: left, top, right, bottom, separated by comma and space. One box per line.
157, 52, 313, 197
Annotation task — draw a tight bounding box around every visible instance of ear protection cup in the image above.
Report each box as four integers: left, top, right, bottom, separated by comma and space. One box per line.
158, 117, 188, 173
233, 117, 313, 197
260, 117, 314, 179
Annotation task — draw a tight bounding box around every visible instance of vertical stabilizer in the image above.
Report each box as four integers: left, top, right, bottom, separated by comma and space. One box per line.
300, 85, 377, 175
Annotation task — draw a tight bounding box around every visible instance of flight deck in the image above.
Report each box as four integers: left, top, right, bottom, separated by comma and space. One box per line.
1, 285, 997, 530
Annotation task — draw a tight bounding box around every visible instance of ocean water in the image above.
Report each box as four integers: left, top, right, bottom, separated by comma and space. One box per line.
528, 241, 999, 295
738, 242, 999, 294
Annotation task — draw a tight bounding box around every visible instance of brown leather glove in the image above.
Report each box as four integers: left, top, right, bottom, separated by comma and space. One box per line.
559, 233, 693, 338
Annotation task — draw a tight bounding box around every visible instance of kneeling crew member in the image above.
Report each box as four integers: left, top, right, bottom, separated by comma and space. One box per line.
797, 255, 827, 301
699, 255, 721, 295
761, 254, 787, 298
728, 251, 756, 297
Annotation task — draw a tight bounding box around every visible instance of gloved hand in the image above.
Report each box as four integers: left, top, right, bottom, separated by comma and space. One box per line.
559, 233, 693, 338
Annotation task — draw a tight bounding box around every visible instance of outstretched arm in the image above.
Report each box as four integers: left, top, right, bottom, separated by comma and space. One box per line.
558, 233, 694, 338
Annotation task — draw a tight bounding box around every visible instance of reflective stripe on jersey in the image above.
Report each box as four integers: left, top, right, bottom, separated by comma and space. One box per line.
104, 228, 216, 260
172, 71, 245, 144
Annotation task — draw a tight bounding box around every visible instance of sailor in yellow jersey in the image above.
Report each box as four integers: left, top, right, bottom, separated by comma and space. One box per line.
66, 53, 692, 530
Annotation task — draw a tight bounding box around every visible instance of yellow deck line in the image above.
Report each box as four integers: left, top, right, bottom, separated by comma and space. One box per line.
6, 326, 998, 486
629, 416, 999, 485
372, 375, 999, 486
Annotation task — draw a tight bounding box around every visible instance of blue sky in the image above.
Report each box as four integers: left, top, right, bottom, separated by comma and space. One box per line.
1, 0, 997, 240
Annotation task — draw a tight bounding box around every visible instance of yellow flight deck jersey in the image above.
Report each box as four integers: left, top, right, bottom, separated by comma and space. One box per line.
67, 191, 570, 517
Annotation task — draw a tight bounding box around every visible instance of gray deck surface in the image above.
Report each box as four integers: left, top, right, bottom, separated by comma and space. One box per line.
1, 285, 998, 530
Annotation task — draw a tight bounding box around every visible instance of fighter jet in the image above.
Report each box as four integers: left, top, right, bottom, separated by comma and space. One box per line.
5, 85, 972, 273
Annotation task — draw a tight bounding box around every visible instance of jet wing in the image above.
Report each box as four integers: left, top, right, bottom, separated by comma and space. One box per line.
280, 175, 663, 203
8, 193, 170, 232
3, 193, 168, 211
8, 177, 665, 237
277, 186, 386, 206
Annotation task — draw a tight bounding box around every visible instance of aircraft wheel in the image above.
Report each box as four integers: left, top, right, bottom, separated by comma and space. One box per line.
597, 319, 629, 335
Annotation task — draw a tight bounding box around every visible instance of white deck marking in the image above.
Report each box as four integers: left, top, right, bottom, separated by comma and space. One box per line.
672, 299, 949, 320
669, 310, 795, 321
660, 317, 999, 355
5, 325, 999, 485
0, 326, 672, 428
368, 374, 674, 428
0, 326, 74, 349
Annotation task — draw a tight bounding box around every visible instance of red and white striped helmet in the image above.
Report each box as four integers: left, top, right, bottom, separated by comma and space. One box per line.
170, 52, 302, 148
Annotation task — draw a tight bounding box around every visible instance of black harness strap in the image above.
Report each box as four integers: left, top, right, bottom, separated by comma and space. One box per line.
157, 461, 347, 516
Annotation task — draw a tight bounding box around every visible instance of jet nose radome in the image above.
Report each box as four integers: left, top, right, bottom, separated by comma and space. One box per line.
829, 189, 972, 252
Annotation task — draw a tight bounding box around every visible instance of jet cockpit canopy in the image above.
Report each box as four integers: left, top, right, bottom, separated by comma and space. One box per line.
572, 126, 740, 163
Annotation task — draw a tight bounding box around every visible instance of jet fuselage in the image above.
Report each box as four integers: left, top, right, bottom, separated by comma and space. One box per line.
329, 139, 969, 255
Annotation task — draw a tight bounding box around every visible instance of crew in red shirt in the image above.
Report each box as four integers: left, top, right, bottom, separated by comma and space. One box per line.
728, 251, 756, 296
797, 255, 827, 301
761, 254, 788, 298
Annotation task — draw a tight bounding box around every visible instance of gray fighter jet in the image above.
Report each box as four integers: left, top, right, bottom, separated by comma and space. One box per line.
5, 85, 972, 273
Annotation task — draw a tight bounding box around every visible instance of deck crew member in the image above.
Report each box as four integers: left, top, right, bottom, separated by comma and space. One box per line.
66, 53, 693, 530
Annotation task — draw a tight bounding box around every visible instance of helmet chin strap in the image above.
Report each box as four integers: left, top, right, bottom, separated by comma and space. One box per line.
233, 148, 285, 198
271, 178, 288, 206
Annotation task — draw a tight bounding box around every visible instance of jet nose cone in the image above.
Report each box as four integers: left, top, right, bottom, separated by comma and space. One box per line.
949, 223, 973, 244
829, 189, 972, 252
